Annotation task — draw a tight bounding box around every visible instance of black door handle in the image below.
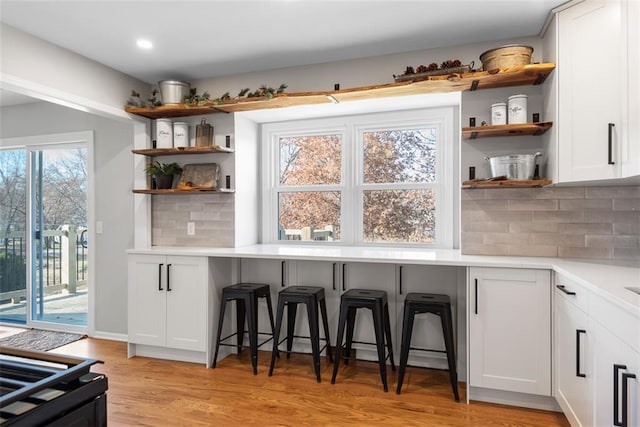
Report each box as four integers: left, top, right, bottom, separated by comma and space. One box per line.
621, 372, 636, 427
399, 265, 403, 295
614, 364, 628, 426
342, 263, 346, 291
332, 263, 337, 290
474, 278, 478, 315
576, 329, 586, 377
158, 263, 164, 291
608, 123, 616, 165
557, 285, 576, 296
281, 260, 286, 287
166, 264, 172, 291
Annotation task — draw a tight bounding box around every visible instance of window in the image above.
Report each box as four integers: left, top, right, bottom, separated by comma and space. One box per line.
262, 107, 455, 247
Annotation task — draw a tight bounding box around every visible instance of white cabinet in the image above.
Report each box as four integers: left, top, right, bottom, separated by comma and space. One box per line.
469, 267, 551, 395
554, 278, 594, 427
128, 254, 211, 365
593, 321, 640, 427
548, 0, 639, 183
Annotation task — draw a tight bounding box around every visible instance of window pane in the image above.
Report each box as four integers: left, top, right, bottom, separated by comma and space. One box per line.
278, 191, 340, 241
363, 128, 437, 184
279, 134, 341, 185
363, 189, 435, 244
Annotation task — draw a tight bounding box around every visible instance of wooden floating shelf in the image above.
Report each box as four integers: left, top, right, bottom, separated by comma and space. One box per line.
125, 63, 555, 119
462, 122, 553, 140
132, 145, 234, 156
462, 179, 552, 189
132, 188, 235, 194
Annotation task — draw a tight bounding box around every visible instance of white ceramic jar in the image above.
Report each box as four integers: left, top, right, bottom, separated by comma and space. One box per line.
507, 94, 528, 124
155, 119, 173, 148
491, 102, 507, 125
173, 122, 189, 148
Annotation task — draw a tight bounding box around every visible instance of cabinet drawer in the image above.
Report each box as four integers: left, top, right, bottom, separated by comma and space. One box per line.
554, 272, 590, 314
591, 292, 640, 354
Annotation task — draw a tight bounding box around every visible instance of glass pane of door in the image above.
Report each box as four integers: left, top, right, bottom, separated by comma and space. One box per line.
31, 145, 88, 327
0, 149, 28, 323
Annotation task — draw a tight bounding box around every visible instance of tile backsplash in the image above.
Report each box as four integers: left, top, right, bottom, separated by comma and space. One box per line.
151, 194, 235, 247
461, 185, 640, 261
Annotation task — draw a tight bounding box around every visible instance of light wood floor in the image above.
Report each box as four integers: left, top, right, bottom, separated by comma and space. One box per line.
51, 338, 569, 426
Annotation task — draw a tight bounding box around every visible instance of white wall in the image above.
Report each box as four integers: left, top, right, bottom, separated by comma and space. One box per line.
1, 102, 135, 337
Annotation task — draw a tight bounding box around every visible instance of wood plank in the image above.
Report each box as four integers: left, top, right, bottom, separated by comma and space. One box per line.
462, 179, 552, 188
132, 188, 235, 194
50, 338, 570, 426
131, 146, 234, 156
462, 122, 553, 140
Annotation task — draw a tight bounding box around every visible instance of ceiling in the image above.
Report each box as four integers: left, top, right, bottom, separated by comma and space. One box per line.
1, 0, 567, 88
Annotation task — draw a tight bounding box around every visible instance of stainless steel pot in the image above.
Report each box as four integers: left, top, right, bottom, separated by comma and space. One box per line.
158, 80, 191, 105
485, 152, 541, 180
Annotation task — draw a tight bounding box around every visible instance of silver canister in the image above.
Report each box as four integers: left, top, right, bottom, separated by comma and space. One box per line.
195, 118, 214, 147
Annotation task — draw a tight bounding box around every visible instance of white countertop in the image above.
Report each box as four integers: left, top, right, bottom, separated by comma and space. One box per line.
128, 244, 640, 314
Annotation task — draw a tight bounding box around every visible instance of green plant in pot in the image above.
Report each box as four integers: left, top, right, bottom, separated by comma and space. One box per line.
145, 161, 182, 189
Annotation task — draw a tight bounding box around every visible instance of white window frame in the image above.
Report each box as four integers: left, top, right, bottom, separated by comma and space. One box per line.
261, 107, 455, 248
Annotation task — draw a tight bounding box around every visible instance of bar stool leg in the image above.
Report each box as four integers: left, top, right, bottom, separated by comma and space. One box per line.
246, 295, 259, 375
212, 294, 228, 368
307, 299, 322, 382
236, 298, 246, 353
396, 304, 415, 394
265, 291, 277, 342
383, 301, 396, 370
441, 306, 460, 402
269, 295, 287, 376
344, 308, 356, 365
372, 301, 389, 392
331, 302, 349, 384
286, 302, 298, 358
319, 297, 334, 363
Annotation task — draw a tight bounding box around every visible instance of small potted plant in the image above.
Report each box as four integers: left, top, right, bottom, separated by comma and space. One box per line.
145, 161, 182, 189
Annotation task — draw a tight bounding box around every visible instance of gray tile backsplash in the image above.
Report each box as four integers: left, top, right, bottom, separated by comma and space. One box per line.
151, 194, 235, 247
461, 185, 640, 261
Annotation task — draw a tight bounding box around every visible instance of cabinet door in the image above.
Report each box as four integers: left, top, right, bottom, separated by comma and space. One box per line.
128, 254, 167, 347
593, 321, 640, 427
165, 256, 208, 352
293, 260, 340, 349
558, 0, 623, 182
555, 289, 594, 427
469, 267, 551, 395
341, 262, 396, 360
396, 265, 461, 369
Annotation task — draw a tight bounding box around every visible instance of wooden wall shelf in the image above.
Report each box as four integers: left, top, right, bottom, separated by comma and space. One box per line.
462, 122, 552, 140
462, 179, 552, 189
132, 146, 233, 156
132, 188, 235, 195
125, 63, 555, 119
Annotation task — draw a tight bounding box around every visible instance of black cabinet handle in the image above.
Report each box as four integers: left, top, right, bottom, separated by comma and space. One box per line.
158, 263, 164, 291
166, 264, 172, 291
342, 263, 346, 291
576, 329, 586, 377
281, 260, 286, 287
474, 278, 478, 315
557, 285, 576, 296
622, 372, 636, 427
608, 123, 616, 165
399, 265, 403, 295
332, 263, 337, 290
614, 364, 628, 426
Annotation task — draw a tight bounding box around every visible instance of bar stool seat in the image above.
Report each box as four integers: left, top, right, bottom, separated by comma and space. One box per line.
331, 289, 395, 392
269, 286, 333, 382
396, 292, 459, 401
212, 283, 275, 375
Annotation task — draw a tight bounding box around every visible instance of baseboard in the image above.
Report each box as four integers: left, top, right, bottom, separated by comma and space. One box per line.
90, 331, 128, 342
469, 386, 562, 412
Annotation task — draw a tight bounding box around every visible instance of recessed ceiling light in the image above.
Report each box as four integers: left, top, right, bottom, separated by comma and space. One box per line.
136, 39, 153, 50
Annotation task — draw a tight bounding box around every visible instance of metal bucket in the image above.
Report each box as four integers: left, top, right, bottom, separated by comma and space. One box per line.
158, 80, 191, 105
485, 152, 541, 180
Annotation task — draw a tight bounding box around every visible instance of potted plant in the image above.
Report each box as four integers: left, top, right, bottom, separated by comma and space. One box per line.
145, 161, 182, 189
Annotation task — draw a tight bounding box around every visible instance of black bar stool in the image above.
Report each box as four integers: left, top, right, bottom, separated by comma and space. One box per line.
269, 286, 333, 382
331, 289, 395, 392
212, 283, 275, 375
396, 292, 459, 401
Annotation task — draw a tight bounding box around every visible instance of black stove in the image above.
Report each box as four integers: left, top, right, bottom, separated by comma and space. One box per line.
0, 346, 107, 426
